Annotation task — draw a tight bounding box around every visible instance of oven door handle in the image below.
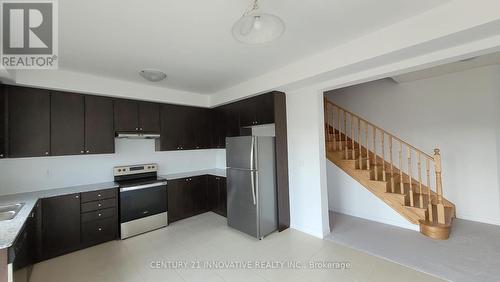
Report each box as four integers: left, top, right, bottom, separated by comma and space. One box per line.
120, 182, 167, 192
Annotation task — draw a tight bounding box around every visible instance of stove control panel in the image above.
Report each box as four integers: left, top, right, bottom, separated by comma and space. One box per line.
114, 163, 158, 176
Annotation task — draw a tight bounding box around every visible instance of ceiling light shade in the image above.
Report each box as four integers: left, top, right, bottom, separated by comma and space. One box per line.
232, 0, 285, 44
139, 69, 167, 82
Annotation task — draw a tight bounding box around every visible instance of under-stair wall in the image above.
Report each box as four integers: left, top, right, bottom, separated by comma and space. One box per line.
325, 65, 500, 226
327, 159, 419, 231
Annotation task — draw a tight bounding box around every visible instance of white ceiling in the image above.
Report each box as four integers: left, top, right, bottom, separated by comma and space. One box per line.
59, 0, 448, 94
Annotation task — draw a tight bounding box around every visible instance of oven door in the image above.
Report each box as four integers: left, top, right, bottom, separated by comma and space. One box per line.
119, 183, 167, 223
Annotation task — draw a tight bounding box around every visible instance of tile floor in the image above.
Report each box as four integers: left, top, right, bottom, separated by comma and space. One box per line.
30, 212, 442, 282
326, 211, 500, 282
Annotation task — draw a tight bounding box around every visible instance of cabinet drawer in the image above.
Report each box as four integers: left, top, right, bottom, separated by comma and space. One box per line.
81, 198, 116, 213
81, 217, 117, 244
81, 188, 117, 203
81, 207, 116, 223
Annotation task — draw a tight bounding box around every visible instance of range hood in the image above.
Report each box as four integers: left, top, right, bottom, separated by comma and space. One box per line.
115, 132, 160, 139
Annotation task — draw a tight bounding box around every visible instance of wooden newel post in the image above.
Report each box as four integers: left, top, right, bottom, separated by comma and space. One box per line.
434, 149, 446, 224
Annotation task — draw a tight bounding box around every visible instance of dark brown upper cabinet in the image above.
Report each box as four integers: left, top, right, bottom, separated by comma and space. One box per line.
85, 96, 115, 154
138, 101, 160, 132
7, 86, 51, 158
50, 91, 85, 156
114, 99, 159, 133
238, 93, 275, 127
0, 86, 6, 158
156, 104, 209, 151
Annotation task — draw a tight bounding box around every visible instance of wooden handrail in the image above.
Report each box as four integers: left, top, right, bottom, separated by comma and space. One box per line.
325, 100, 433, 160
324, 99, 446, 224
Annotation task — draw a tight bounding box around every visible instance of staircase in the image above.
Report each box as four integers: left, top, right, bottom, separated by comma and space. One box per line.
324, 99, 455, 239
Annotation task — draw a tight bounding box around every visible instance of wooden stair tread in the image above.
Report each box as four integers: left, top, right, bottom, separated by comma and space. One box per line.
325, 128, 455, 240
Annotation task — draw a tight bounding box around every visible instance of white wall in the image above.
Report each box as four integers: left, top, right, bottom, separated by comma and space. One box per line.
286, 87, 330, 238
326, 65, 500, 225
0, 139, 225, 196
327, 160, 418, 231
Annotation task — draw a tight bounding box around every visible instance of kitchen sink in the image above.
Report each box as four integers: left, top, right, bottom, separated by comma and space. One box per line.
0, 203, 24, 221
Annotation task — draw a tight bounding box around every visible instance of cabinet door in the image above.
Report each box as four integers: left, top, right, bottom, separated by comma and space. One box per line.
50, 91, 85, 156
238, 98, 256, 127
7, 86, 50, 157
221, 103, 241, 138
113, 99, 138, 132
191, 108, 210, 149
85, 96, 115, 154
207, 176, 217, 211
42, 193, 81, 259
217, 177, 227, 217
138, 101, 160, 132
256, 93, 275, 125
0, 86, 6, 158
157, 104, 183, 151
167, 179, 186, 223
191, 175, 208, 215
210, 109, 226, 148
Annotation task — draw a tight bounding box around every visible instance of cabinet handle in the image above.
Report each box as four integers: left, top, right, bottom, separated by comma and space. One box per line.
0, 154, 4, 158
80, 150, 84, 154
98, 213, 102, 217
86, 150, 90, 153
98, 203, 102, 207
45, 152, 49, 155
140, 128, 143, 131
98, 227, 102, 231
97, 194, 101, 197
75, 195, 79, 199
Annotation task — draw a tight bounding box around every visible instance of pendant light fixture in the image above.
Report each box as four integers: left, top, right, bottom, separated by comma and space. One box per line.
232, 0, 285, 44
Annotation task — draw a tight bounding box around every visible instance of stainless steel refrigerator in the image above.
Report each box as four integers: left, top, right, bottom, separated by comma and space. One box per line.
226, 136, 278, 239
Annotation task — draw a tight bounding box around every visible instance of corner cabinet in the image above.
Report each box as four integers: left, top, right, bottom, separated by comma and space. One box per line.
167, 176, 208, 223
208, 175, 227, 217
156, 104, 210, 151
7, 86, 51, 158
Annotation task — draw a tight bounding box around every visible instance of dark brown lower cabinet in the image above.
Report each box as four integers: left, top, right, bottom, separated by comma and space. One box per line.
40, 188, 118, 261
41, 193, 81, 260
168, 175, 209, 223
208, 175, 227, 217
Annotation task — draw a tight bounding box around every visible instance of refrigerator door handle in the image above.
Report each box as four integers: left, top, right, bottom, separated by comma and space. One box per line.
251, 171, 257, 205
250, 136, 255, 170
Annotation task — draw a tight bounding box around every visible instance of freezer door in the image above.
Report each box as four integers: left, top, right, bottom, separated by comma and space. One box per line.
227, 168, 258, 238
226, 136, 255, 170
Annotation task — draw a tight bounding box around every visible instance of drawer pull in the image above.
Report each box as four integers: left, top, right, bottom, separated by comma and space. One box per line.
98, 227, 102, 231
97, 194, 101, 197
98, 213, 102, 217
98, 203, 102, 207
